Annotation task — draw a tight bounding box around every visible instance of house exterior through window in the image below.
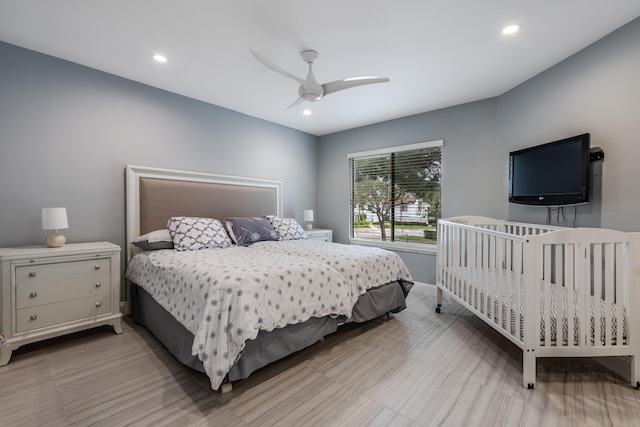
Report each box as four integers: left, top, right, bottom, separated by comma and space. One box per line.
348, 140, 442, 252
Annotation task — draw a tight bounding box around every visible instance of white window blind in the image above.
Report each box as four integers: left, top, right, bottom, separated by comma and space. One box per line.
348, 140, 442, 248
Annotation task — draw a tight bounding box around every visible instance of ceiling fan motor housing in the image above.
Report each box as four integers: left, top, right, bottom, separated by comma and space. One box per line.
299, 81, 323, 101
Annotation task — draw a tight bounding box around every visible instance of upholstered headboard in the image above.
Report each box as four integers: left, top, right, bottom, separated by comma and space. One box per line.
125, 165, 283, 261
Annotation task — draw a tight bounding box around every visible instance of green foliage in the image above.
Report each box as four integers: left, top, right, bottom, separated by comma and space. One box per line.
353, 220, 371, 227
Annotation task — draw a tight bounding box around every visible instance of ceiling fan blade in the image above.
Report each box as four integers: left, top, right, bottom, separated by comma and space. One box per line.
250, 49, 306, 85
287, 96, 306, 109
322, 76, 390, 96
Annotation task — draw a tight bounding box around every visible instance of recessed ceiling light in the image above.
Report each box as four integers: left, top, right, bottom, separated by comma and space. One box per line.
502, 24, 521, 36
153, 54, 167, 63
303, 110, 312, 116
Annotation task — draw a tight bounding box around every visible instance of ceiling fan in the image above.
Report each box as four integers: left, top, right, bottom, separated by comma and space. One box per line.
250, 49, 390, 108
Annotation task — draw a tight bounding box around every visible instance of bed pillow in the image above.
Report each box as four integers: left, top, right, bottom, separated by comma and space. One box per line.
167, 216, 232, 251
225, 217, 278, 246
132, 228, 174, 250
264, 215, 308, 241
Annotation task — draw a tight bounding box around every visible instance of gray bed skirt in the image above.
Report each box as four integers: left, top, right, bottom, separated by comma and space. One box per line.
131, 279, 411, 384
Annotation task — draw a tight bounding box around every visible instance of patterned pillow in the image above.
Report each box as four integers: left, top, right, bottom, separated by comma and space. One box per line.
264, 215, 308, 241
167, 217, 232, 251
225, 217, 278, 246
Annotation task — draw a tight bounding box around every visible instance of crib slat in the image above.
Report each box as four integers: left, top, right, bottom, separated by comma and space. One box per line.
554, 243, 564, 346
593, 243, 603, 346
604, 243, 614, 347
614, 242, 624, 347
543, 244, 552, 346
497, 235, 505, 330
514, 240, 523, 342
464, 230, 478, 307
565, 244, 575, 348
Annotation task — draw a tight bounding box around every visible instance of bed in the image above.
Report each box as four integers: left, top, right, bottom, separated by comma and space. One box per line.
436, 215, 640, 389
124, 165, 413, 392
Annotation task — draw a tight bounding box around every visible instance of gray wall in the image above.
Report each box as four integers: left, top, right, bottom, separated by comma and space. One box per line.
0, 42, 318, 272
2, 16, 639, 288
318, 17, 640, 285
500, 17, 640, 230
317, 98, 503, 284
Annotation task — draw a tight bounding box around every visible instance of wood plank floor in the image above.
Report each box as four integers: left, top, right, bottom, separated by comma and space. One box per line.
2, 283, 640, 426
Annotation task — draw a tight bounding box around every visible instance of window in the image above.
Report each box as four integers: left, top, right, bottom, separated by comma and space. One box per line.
348, 140, 442, 251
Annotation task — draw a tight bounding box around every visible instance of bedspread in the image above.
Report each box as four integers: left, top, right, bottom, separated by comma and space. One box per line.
126, 247, 353, 389
249, 240, 414, 297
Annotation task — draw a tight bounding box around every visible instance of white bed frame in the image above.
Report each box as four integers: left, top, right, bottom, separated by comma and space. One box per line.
436, 215, 640, 389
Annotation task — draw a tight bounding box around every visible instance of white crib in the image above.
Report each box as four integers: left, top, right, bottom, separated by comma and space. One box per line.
436, 215, 640, 389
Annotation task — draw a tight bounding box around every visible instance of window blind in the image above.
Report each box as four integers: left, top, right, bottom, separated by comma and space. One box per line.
349, 140, 442, 245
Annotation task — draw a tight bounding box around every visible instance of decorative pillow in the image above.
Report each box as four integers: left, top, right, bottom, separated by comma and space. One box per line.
264, 215, 308, 241
132, 229, 174, 250
225, 217, 278, 246
167, 217, 232, 251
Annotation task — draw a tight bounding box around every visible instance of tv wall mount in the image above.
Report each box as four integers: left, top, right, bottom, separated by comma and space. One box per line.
590, 147, 604, 162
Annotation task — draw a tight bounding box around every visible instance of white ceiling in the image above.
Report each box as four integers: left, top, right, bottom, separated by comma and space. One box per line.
1, 1, 639, 136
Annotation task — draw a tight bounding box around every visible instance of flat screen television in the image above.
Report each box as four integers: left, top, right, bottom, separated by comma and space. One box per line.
508, 133, 590, 206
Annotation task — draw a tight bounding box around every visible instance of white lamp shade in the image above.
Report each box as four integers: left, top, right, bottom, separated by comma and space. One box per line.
42, 207, 69, 230
304, 210, 314, 222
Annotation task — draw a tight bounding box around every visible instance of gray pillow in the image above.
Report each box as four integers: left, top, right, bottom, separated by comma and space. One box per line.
132, 229, 174, 250
225, 217, 278, 246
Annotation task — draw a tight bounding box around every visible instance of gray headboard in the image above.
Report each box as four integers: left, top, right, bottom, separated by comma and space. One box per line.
125, 165, 283, 261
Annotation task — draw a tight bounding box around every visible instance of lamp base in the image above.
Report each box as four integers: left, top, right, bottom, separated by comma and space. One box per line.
304, 223, 312, 231
45, 232, 66, 248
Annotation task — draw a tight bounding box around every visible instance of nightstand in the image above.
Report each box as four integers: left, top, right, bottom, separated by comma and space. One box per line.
305, 228, 333, 242
0, 242, 122, 366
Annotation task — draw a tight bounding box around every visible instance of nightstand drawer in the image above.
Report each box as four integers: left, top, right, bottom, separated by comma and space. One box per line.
16, 294, 112, 333
305, 229, 333, 242
15, 258, 110, 286
16, 274, 111, 309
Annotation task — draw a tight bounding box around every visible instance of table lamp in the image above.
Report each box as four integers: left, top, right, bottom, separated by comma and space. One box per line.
42, 207, 69, 248
303, 210, 314, 231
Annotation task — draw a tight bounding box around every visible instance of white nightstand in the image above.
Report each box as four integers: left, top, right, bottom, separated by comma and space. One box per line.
0, 242, 122, 366
305, 228, 333, 242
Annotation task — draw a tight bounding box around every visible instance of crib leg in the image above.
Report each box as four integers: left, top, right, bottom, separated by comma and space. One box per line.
523, 348, 536, 389
436, 287, 443, 313
631, 354, 640, 389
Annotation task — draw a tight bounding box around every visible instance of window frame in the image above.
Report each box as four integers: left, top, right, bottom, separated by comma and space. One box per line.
347, 139, 443, 255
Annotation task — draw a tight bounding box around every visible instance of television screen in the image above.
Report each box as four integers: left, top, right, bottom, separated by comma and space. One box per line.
509, 133, 590, 206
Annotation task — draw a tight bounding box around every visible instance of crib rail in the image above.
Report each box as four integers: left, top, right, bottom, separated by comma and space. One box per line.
529, 228, 636, 354
437, 219, 529, 347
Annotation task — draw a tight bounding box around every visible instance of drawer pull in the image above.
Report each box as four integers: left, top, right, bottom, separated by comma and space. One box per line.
95, 283, 102, 288
29, 272, 36, 277
30, 315, 37, 321
30, 292, 37, 298
95, 302, 102, 308
94, 265, 101, 270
